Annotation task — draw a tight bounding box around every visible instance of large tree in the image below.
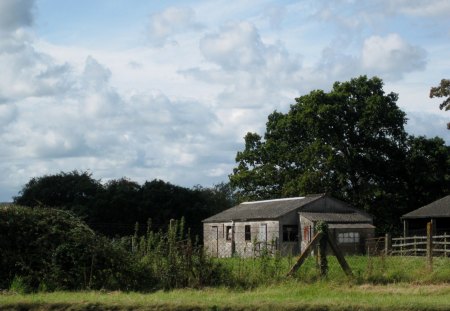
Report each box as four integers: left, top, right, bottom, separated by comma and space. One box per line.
429, 79, 450, 129
231, 76, 407, 209
13, 170, 103, 218
228, 77, 411, 232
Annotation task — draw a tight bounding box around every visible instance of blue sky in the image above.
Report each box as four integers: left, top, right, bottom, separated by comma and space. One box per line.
0, 0, 449, 201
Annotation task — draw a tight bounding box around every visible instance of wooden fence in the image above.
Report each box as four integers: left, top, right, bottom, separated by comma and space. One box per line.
366, 222, 450, 260
391, 234, 450, 256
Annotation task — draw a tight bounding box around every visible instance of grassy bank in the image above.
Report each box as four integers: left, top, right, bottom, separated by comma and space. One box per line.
1, 282, 450, 310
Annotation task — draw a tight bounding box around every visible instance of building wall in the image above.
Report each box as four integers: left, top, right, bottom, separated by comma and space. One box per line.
203, 196, 376, 257
203, 220, 280, 258
328, 227, 375, 255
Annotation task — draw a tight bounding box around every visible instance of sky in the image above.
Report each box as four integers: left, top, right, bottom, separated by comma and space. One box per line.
0, 0, 449, 201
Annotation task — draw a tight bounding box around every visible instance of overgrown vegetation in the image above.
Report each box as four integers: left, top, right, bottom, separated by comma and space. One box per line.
0, 205, 228, 292
2, 204, 449, 293
129, 218, 229, 289
0, 205, 153, 292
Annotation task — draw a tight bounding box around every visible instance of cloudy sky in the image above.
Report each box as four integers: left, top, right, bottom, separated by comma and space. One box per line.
1, 0, 449, 201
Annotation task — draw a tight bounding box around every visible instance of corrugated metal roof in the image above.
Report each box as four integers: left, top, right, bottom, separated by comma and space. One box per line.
402, 195, 450, 219
300, 212, 371, 223
202, 194, 324, 223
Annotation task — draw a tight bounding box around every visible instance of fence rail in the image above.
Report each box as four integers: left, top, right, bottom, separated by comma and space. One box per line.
366, 231, 450, 258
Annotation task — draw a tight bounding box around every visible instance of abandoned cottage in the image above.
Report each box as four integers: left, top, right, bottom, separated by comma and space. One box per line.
202, 194, 375, 257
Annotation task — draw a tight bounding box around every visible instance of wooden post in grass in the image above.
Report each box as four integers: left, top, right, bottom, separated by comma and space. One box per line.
427, 222, 433, 270
384, 233, 391, 256
287, 222, 352, 277
316, 221, 329, 277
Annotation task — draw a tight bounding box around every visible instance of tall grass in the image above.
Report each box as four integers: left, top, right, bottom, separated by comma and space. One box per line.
129, 218, 228, 289
216, 254, 450, 287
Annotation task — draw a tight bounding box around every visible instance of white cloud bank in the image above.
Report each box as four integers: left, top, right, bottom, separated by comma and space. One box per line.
0, 0, 448, 201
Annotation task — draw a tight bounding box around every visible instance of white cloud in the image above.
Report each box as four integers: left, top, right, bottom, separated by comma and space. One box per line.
200, 22, 265, 71
361, 34, 427, 79
147, 6, 202, 47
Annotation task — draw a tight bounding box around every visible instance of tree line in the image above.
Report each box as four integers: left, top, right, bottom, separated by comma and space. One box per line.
13, 172, 235, 238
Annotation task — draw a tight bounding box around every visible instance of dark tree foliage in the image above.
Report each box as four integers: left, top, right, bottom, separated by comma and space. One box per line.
230, 76, 449, 232
403, 136, 450, 209
13, 172, 235, 238
90, 178, 142, 236
13, 170, 102, 218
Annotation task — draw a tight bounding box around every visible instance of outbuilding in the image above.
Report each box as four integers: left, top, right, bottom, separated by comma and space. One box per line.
401, 195, 450, 236
202, 194, 375, 257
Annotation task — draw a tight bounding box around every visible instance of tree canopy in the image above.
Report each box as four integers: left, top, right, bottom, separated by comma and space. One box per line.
429, 79, 450, 129
230, 76, 449, 232
14, 171, 234, 237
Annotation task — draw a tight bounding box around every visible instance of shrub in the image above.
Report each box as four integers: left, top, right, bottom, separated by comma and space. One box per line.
0, 205, 155, 291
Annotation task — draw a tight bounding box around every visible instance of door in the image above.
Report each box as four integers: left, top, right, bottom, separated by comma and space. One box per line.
259, 223, 267, 249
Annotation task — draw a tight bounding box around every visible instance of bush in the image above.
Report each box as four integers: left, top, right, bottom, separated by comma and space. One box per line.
0, 205, 155, 291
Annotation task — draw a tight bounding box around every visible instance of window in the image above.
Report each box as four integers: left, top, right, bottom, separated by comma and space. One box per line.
226, 226, 232, 241
283, 225, 299, 242
245, 225, 251, 241
338, 232, 360, 244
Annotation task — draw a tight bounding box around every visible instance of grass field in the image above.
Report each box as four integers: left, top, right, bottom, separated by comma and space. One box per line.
1, 282, 450, 310
2, 256, 450, 310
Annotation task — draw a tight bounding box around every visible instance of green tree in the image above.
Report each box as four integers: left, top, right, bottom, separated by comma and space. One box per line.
230, 76, 407, 213
91, 178, 141, 236
429, 79, 450, 129
13, 170, 103, 218
403, 136, 450, 209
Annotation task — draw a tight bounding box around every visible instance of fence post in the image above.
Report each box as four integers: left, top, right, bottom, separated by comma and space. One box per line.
384, 233, 391, 256
445, 233, 448, 257
414, 236, 417, 256
426, 222, 433, 270
316, 222, 328, 277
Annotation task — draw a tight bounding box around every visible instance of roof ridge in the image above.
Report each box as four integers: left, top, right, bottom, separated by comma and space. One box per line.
242, 197, 305, 204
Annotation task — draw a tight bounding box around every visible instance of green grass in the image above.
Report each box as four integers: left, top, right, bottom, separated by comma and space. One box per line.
2, 256, 449, 310
217, 255, 450, 286
1, 282, 450, 310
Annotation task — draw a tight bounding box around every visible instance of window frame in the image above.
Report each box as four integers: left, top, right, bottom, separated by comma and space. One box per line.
244, 225, 251, 241
337, 232, 360, 244
283, 225, 299, 242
